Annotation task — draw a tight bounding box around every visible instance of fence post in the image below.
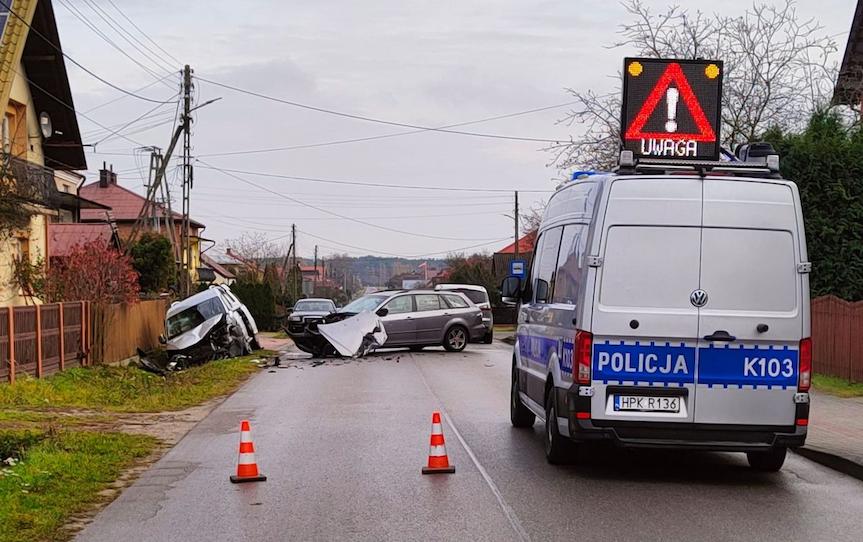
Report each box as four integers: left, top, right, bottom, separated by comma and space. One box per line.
35, 304, 42, 378
80, 302, 86, 366
58, 302, 64, 371
87, 301, 93, 365
7, 307, 14, 384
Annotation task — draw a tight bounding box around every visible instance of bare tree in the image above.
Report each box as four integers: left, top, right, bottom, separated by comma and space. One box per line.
224, 232, 285, 263
548, 0, 839, 171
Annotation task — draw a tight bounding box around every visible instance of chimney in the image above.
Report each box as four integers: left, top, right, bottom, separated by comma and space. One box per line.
98, 162, 118, 187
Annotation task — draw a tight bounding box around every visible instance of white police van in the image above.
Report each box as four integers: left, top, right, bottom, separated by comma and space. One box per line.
502, 145, 811, 471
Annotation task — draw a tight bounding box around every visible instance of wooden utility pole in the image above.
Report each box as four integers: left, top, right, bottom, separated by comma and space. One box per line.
291, 224, 298, 300
313, 244, 318, 295
180, 64, 193, 297
513, 191, 520, 261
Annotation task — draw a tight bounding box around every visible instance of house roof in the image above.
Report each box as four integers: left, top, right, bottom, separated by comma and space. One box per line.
79, 180, 205, 228
200, 253, 236, 280
21, 0, 86, 170
834, 0, 863, 105
48, 223, 114, 257
496, 232, 537, 255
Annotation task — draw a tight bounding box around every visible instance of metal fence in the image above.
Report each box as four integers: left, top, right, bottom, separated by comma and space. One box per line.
0, 302, 89, 383
811, 295, 863, 382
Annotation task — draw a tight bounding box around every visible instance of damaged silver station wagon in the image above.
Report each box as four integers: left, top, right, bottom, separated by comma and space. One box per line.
286, 290, 487, 358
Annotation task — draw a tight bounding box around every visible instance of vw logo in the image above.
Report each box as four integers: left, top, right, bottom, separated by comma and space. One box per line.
690, 289, 708, 307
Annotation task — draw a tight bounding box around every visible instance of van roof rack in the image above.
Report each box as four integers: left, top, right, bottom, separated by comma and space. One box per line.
615, 143, 782, 179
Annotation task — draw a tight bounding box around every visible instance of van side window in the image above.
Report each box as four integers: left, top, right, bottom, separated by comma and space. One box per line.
552, 224, 586, 305
532, 227, 563, 303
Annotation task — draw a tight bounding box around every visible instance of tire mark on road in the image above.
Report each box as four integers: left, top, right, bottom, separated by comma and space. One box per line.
413, 358, 531, 542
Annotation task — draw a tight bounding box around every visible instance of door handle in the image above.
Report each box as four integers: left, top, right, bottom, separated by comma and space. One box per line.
703, 330, 736, 342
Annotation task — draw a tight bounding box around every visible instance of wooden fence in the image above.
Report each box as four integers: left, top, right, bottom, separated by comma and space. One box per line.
91, 299, 167, 365
811, 295, 863, 382
0, 302, 89, 383
0, 299, 167, 383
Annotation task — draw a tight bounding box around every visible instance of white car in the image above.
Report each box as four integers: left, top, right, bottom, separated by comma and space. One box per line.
503, 146, 810, 472
434, 284, 494, 343
164, 285, 260, 361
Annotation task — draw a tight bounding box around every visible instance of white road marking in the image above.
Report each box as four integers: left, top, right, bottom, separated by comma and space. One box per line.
414, 359, 531, 542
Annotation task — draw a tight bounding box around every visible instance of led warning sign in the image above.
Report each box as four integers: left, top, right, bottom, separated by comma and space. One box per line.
621, 58, 723, 161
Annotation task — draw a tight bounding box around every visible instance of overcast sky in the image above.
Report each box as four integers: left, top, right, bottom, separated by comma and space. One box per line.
55, 0, 856, 259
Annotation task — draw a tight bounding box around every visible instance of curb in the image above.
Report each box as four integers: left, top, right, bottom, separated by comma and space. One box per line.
793, 446, 863, 482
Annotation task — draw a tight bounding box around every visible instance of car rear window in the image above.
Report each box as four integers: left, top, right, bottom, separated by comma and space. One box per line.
442, 294, 469, 308
455, 290, 488, 304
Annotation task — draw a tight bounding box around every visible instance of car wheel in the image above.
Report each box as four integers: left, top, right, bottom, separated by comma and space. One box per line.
510, 365, 535, 428
443, 325, 468, 352
747, 447, 787, 472
544, 387, 571, 465
483, 330, 494, 344
409, 345, 425, 352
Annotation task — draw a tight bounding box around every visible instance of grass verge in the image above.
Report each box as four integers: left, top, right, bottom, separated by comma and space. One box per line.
0, 429, 156, 542
813, 374, 863, 398
0, 353, 268, 413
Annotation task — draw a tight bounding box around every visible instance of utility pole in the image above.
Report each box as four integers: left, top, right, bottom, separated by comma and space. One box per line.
514, 190, 520, 261
180, 64, 193, 297
291, 224, 298, 300
313, 244, 318, 295
145, 148, 162, 231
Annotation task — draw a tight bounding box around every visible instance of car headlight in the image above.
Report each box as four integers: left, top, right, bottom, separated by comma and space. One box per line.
289, 316, 302, 322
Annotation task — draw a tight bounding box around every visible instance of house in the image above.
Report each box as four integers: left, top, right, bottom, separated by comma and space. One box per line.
492, 232, 537, 283
0, 0, 89, 306
78, 167, 209, 284
834, 0, 863, 106
200, 252, 236, 285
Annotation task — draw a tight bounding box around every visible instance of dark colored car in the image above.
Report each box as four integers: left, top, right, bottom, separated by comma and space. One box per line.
285, 298, 337, 337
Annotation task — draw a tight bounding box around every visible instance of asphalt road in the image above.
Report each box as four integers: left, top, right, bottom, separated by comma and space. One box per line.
77, 342, 863, 542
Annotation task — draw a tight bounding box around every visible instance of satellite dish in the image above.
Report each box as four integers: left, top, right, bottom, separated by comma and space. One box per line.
39, 112, 53, 138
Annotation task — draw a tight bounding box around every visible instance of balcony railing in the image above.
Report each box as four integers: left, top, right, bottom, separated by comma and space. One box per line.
2, 154, 61, 208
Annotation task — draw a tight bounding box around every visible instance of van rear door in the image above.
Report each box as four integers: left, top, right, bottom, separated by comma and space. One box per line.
694, 179, 803, 426
590, 178, 702, 423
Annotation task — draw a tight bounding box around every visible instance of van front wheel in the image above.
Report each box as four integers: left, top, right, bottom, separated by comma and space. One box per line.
747, 447, 787, 472
510, 368, 535, 428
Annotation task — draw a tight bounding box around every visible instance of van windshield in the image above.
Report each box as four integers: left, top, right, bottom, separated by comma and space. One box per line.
166, 297, 225, 339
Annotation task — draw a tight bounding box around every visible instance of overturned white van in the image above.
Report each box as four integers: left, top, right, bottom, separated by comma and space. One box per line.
503, 147, 811, 472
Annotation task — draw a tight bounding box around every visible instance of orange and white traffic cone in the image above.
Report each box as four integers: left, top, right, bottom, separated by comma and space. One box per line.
230, 420, 267, 483
422, 411, 455, 474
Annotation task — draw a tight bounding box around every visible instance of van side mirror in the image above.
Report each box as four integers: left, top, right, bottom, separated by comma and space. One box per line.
500, 276, 522, 305
535, 279, 549, 304
376, 307, 389, 317
158, 334, 167, 345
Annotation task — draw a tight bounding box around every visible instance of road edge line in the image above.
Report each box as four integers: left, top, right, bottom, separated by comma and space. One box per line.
414, 360, 531, 542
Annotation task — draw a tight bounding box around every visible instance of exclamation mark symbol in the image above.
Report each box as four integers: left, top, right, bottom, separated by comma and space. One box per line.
665, 87, 679, 133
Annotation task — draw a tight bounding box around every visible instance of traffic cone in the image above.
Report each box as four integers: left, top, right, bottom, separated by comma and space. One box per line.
422, 411, 455, 474
230, 420, 267, 483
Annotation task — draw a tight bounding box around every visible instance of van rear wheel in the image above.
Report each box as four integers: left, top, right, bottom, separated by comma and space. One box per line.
747, 447, 787, 472
510, 367, 535, 428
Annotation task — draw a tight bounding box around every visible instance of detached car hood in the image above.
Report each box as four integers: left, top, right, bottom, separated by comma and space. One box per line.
317, 311, 387, 358
167, 314, 223, 351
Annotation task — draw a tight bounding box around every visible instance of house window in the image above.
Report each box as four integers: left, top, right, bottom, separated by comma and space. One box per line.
4, 101, 27, 157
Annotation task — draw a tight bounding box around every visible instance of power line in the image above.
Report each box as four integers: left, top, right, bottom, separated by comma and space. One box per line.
198, 159, 506, 242
106, 0, 183, 66
56, 0, 174, 86
195, 75, 567, 144
297, 229, 511, 259
80, 0, 177, 73
197, 100, 579, 157
92, 99, 177, 145
194, 164, 553, 194
83, 73, 178, 113
1, 0, 174, 104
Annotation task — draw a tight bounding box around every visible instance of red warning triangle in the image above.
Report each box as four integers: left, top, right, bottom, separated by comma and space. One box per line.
624, 62, 716, 142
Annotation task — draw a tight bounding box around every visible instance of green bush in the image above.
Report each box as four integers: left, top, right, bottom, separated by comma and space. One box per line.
766, 111, 863, 301
129, 232, 175, 293
231, 281, 277, 330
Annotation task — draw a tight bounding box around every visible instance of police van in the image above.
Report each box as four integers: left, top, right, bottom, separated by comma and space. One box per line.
502, 143, 811, 471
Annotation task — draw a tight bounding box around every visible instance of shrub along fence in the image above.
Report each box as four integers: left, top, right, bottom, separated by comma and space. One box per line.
0, 298, 167, 383
811, 295, 863, 382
